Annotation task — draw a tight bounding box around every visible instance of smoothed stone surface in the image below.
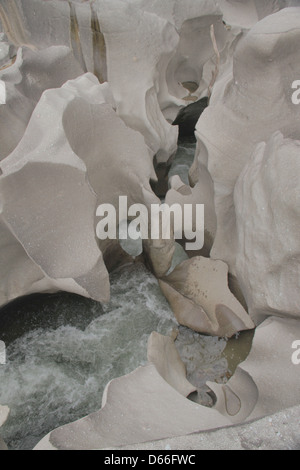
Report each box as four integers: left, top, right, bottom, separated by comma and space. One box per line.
209, 316, 300, 423
195, 8, 300, 276
0, 45, 83, 159
98, 0, 179, 162
159, 256, 254, 337
0, 72, 157, 307
234, 132, 300, 324
147, 331, 196, 398
97, 404, 300, 450
218, 0, 283, 29
34, 364, 232, 450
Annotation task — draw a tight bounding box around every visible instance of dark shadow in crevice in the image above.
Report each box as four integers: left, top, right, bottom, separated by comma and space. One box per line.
172, 97, 209, 143
0, 291, 103, 346
150, 155, 173, 200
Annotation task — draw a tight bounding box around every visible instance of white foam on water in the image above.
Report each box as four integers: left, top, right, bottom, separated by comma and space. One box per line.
0, 265, 235, 450
175, 327, 228, 388
0, 264, 177, 450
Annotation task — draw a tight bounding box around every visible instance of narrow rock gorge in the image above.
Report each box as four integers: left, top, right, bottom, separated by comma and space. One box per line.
0, 0, 299, 451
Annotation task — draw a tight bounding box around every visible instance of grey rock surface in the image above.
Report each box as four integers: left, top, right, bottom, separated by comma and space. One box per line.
159, 256, 254, 337
105, 405, 300, 451
0, 45, 83, 159
195, 7, 300, 278
0, 72, 157, 307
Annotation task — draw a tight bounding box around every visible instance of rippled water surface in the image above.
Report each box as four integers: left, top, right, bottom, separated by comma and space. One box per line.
0, 264, 178, 450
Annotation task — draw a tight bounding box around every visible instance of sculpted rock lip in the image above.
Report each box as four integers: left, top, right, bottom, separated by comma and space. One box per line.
159, 256, 254, 338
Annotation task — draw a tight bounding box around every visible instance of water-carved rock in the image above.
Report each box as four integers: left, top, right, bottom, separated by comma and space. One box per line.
159, 256, 254, 337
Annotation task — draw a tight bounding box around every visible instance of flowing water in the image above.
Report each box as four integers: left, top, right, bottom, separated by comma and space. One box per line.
0, 263, 178, 450
0, 143, 254, 450
168, 141, 196, 186
0, 262, 243, 450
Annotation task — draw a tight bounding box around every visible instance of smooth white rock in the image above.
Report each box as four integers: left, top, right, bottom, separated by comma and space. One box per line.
195, 8, 300, 275
0, 45, 83, 159
234, 132, 300, 324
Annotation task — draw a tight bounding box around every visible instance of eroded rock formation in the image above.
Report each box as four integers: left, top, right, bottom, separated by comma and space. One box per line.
147, 330, 196, 398
0, 72, 158, 306
0, 0, 299, 452
234, 132, 300, 325
0, 45, 83, 159
195, 7, 300, 280
159, 256, 254, 338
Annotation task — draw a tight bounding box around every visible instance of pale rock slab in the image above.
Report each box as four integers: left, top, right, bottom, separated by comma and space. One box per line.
166, 8, 231, 102
209, 316, 300, 424
0, 45, 83, 159
234, 132, 300, 324
34, 364, 232, 450
96, 404, 300, 450
147, 331, 196, 398
0, 219, 55, 308
0, 0, 177, 161
0, 0, 243, 162
0, 0, 107, 80
98, 0, 179, 163
195, 7, 300, 274
127, 0, 241, 133
62, 74, 174, 275
143, 236, 175, 279
0, 160, 110, 305
218, 0, 282, 29
132, 0, 236, 111
0, 71, 168, 307
159, 256, 254, 337
0, 76, 113, 303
